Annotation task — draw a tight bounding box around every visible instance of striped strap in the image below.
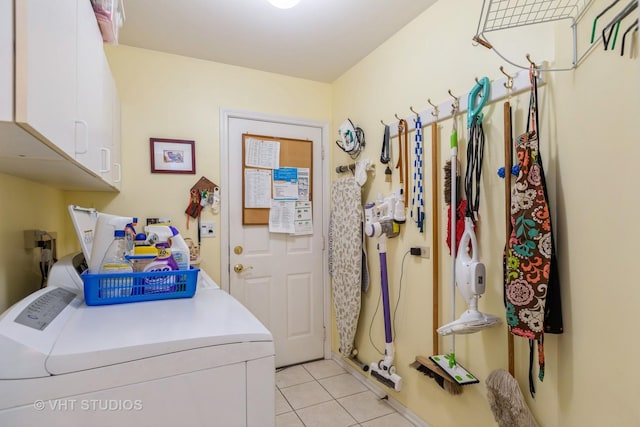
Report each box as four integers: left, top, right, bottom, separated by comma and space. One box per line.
411, 116, 424, 232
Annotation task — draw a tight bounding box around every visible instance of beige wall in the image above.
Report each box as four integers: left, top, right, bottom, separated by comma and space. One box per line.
0, 174, 67, 310
331, 0, 639, 426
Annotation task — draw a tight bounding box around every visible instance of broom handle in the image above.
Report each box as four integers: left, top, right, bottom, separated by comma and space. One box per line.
431, 121, 439, 354
504, 100, 515, 376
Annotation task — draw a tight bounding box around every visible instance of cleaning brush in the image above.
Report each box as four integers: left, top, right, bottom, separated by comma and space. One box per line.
443, 159, 461, 207
411, 356, 462, 395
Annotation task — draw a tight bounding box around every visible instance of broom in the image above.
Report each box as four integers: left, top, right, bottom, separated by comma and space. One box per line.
410, 112, 462, 395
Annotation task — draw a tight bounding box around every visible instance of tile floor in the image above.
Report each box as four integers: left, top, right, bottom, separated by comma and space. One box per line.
275, 359, 417, 427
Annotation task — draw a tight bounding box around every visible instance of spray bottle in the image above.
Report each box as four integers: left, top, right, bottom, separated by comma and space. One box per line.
124, 218, 138, 256
89, 213, 136, 273
168, 226, 190, 271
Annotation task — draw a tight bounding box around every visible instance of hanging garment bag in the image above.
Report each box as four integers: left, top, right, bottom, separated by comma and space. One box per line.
505, 67, 563, 396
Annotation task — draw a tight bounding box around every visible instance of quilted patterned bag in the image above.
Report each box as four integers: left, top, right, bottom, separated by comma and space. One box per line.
504, 66, 563, 396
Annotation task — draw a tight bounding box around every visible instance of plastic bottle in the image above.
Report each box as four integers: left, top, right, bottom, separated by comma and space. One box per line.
169, 226, 190, 271
145, 225, 174, 246
124, 218, 138, 256
89, 213, 136, 273
99, 230, 134, 297
143, 242, 179, 293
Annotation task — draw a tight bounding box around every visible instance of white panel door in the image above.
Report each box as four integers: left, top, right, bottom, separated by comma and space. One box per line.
227, 114, 326, 368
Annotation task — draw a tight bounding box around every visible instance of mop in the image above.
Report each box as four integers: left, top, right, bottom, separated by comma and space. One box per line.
428, 102, 479, 387
364, 191, 405, 392
437, 77, 500, 337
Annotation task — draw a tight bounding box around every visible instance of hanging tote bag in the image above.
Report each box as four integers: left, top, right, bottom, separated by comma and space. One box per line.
504, 66, 563, 396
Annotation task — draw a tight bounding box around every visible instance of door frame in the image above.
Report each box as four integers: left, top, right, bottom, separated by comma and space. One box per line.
220, 108, 331, 360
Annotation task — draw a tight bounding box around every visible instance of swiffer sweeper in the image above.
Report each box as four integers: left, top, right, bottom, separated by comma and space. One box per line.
364, 190, 405, 392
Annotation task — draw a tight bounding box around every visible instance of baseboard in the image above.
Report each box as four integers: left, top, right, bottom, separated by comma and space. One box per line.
331, 353, 432, 427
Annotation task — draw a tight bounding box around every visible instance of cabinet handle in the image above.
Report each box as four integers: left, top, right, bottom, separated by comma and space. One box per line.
74, 120, 89, 154
114, 163, 122, 183
100, 147, 111, 173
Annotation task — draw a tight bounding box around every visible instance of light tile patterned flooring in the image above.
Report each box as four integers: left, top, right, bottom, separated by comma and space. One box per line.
275, 359, 417, 427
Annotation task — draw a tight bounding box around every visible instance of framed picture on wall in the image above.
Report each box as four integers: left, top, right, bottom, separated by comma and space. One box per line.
150, 138, 196, 174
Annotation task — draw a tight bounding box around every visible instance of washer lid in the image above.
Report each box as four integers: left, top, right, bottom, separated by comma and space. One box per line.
67, 205, 98, 264
46, 288, 272, 375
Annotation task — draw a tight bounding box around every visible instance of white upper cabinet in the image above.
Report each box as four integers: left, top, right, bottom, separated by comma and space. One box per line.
0, 0, 121, 192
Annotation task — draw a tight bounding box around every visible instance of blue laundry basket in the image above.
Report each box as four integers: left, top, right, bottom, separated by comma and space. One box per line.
81, 267, 199, 306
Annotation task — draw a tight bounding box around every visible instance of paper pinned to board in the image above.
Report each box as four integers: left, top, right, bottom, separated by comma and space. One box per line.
268, 200, 313, 235
244, 168, 272, 208
293, 201, 312, 235
268, 200, 295, 233
273, 167, 299, 200
245, 137, 280, 169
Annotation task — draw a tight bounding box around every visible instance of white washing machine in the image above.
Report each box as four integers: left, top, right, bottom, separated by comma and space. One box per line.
0, 206, 275, 426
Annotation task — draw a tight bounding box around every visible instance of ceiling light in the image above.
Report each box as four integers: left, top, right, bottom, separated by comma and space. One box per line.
267, 0, 301, 9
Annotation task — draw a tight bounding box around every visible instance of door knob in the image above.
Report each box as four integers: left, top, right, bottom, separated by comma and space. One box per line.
233, 263, 253, 273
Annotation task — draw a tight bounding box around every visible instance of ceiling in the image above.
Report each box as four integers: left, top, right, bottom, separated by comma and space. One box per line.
118, 0, 438, 83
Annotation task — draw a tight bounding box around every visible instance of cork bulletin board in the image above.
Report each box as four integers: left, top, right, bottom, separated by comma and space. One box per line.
242, 133, 313, 225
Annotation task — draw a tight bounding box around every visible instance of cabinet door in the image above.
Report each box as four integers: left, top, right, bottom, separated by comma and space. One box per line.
76, 0, 109, 172
14, 0, 77, 156
0, 0, 12, 122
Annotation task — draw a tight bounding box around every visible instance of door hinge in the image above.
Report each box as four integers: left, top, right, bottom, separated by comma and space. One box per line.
321, 146, 325, 160
322, 235, 325, 251
323, 326, 326, 341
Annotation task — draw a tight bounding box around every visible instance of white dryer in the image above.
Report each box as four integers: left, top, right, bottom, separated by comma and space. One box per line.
0, 283, 275, 427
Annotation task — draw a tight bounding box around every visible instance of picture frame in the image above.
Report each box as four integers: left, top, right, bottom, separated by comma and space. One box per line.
150, 138, 196, 174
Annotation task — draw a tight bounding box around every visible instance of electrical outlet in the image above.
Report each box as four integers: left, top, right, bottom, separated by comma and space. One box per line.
200, 221, 215, 238
418, 246, 430, 258
24, 230, 57, 249
410, 246, 430, 258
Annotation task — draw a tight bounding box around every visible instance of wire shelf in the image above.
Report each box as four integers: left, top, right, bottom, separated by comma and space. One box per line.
480, 0, 593, 32
475, 0, 597, 71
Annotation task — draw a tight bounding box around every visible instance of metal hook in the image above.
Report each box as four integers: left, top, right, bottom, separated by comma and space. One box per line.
448, 90, 459, 109
394, 113, 401, 121
526, 54, 539, 78
526, 53, 537, 67
380, 119, 387, 126
448, 90, 459, 115
427, 98, 439, 118
409, 106, 419, 118
500, 66, 514, 89
474, 76, 480, 84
